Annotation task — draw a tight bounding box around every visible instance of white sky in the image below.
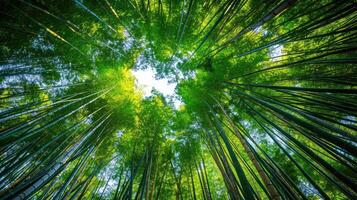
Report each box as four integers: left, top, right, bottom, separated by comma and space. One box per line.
269, 44, 283, 61
131, 68, 183, 109
253, 26, 283, 61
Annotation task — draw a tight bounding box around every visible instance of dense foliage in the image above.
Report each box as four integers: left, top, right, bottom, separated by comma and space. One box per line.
0, 0, 356, 199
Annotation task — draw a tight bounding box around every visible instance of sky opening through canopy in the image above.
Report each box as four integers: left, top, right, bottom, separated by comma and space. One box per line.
132, 67, 183, 109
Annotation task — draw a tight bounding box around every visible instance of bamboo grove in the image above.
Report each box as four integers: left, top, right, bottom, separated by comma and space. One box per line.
0, 0, 356, 199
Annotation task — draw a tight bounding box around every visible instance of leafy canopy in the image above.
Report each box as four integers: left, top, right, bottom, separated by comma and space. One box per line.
0, 0, 356, 199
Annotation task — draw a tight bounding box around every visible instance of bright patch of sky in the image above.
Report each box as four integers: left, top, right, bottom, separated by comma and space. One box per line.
131, 48, 190, 109
253, 26, 268, 36
0, 34, 81, 100
97, 157, 120, 197
116, 130, 124, 138
298, 181, 320, 198
341, 115, 356, 125
31, 35, 54, 51
132, 67, 183, 109
122, 29, 135, 51
241, 120, 274, 146
269, 44, 284, 61
252, 26, 284, 61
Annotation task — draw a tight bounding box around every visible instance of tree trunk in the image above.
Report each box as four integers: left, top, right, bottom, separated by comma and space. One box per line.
215, 99, 281, 200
